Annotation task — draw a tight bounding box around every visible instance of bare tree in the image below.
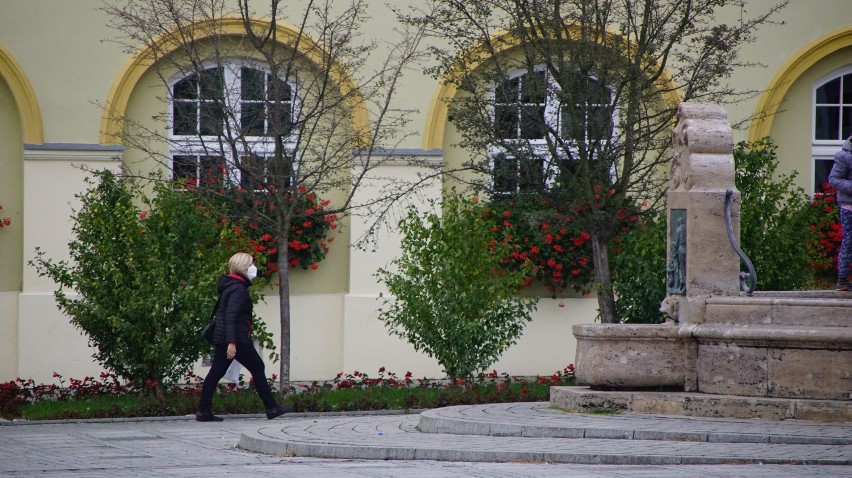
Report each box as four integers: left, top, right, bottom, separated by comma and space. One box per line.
407, 0, 786, 323
101, 0, 431, 388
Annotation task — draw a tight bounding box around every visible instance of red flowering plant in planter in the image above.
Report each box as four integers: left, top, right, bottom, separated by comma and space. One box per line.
0, 204, 10, 228
213, 184, 340, 278
483, 188, 639, 296
809, 183, 843, 288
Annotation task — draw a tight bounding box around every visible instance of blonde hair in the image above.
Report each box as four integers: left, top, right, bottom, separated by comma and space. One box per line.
228, 252, 254, 274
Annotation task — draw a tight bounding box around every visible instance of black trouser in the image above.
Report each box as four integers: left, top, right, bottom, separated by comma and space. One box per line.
198, 343, 278, 412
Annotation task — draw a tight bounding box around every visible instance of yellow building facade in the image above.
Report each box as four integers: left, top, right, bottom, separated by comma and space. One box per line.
1, 0, 851, 383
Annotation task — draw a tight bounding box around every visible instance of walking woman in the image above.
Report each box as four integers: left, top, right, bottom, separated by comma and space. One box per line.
830, 136, 852, 291
196, 252, 291, 421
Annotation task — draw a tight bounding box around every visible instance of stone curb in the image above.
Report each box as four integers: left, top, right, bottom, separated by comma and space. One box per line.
418, 404, 852, 445
239, 437, 852, 466
0, 408, 428, 426
237, 414, 852, 466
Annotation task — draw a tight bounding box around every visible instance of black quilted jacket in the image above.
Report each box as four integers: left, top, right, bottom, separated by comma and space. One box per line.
211, 274, 253, 345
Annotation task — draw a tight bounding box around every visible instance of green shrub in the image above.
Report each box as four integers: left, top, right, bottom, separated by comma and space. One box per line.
376, 196, 537, 383
30, 171, 267, 392
612, 209, 667, 323
735, 138, 823, 290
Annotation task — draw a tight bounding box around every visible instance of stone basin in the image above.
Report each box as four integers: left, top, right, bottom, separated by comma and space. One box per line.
573, 323, 687, 390
573, 298, 852, 401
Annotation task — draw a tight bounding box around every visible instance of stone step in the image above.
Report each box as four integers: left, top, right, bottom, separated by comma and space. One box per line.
551, 387, 852, 423
238, 403, 852, 465
418, 402, 852, 444
705, 292, 852, 327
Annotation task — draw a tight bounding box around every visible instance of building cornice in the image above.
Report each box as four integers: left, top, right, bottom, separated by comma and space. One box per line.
24, 143, 123, 161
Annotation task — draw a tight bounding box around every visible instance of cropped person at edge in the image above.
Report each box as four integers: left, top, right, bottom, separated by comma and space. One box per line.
196, 252, 292, 421
829, 136, 852, 291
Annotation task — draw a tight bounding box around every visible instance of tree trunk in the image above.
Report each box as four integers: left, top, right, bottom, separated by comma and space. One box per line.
591, 231, 617, 323
277, 243, 291, 392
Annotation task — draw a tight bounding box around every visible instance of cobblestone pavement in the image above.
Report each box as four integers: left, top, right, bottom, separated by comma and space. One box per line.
1, 407, 851, 477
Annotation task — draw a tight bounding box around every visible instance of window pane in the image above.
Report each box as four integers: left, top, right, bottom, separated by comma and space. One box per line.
173, 101, 197, 135
519, 157, 544, 192
173, 76, 197, 99
268, 152, 295, 189
585, 78, 609, 105
269, 104, 293, 137
816, 78, 840, 104
199, 67, 224, 100
843, 106, 852, 140
520, 71, 546, 104
199, 156, 224, 188
172, 155, 197, 182
495, 78, 519, 103
561, 105, 585, 141
844, 74, 852, 104
240, 155, 267, 190
493, 153, 518, 194
816, 159, 834, 193
241, 102, 265, 136
589, 106, 614, 141
559, 156, 579, 177
815, 106, 840, 140
267, 75, 291, 102
241, 68, 265, 101
520, 105, 545, 139
199, 102, 224, 135
560, 105, 572, 140
495, 105, 519, 139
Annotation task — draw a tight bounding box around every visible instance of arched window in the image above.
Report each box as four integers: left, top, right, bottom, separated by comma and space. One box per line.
491, 68, 614, 196
169, 62, 297, 190
813, 67, 852, 191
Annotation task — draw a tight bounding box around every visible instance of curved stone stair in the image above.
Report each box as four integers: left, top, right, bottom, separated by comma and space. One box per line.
238, 402, 852, 465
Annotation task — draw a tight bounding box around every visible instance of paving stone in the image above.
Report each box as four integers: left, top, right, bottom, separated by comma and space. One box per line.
3, 404, 852, 476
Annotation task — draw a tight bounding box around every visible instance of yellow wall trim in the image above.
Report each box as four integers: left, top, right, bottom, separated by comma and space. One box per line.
99, 16, 368, 146
0, 44, 44, 144
749, 26, 852, 143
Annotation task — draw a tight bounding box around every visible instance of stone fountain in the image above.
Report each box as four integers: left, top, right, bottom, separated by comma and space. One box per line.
552, 103, 852, 422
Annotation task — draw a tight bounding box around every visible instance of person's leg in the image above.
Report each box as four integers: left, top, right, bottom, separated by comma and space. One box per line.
233, 344, 278, 410
838, 208, 852, 290
197, 345, 232, 415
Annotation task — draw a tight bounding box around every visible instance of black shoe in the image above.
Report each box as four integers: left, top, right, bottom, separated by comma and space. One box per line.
266, 404, 293, 419
838, 281, 849, 291
195, 411, 224, 422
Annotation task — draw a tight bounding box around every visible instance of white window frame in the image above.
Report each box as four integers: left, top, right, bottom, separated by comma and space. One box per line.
812, 65, 852, 193
167, 59, 299, 191
488, 66, 616, 196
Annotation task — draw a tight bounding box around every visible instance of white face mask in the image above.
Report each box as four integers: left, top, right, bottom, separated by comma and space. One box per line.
246, 265, 258, 280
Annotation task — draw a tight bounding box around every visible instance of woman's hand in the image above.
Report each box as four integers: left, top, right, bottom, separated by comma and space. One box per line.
227, 343, 236, 359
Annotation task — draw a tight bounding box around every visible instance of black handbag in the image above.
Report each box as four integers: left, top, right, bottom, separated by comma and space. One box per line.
201, 320, 216, 343
200, 294, 223, 344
